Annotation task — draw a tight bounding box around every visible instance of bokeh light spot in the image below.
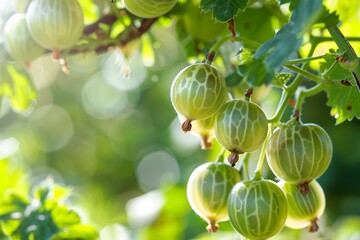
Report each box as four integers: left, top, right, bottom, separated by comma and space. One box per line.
28, 104, 74, 152
81, 72, 129, 119
136, 150, 180, 192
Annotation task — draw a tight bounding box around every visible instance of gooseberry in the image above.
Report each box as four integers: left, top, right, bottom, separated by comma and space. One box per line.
266, 119, 332, 194
278, 180, 326, 232
215, 99, 268, 166
26, 0, 84, 59
171, 63, 227, 132
228, 179, 287, 240
187, 162, 241, 232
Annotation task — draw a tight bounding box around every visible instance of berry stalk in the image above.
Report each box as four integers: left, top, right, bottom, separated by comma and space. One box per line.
293, 83, 327, 119
207, 35, 261, 61
327, 26, 360, 91
253, 126, 272, 181
268, 43, 319, 123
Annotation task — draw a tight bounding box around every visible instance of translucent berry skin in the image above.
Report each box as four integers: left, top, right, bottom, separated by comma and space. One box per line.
188, 114, 216, 149
14, 0, 31, 13
215, 99, 268, 153
186, 162, 241, 232
122, 0, 177, 18
228, 179, 287, 240
278, 180, 325, 231
26, 0, 84, 51
4, 13, 45, 62
266, 121, 332, 185
171, 63, 227, 122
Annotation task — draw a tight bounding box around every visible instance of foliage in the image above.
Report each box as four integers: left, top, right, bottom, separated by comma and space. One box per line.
0, 174, 98, 240
200, 0, 248, 22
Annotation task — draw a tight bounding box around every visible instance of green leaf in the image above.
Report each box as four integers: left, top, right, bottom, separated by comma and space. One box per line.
0, 158, 28, 199
225, 71, 243, 87
237, 56, 274, 86
0, 212, 20, 222
273, 73, 293, 87
51, 224, 99, 240
51, 185, 72, 203
316, 10, 340, 28
326, 84, 360, 124
34, 179, 52, 205
52, 205, 81, 228
255, 0, 323, 66
320, 57, 360, 124
234, 7, 276, 47
200, 0, 249, 22
289, 0, 300, 10
0, 223, 11, 239
0, 64, 37, 114
0, 193, 29, 219
13, 210, 59, 240
238, 0, 323, 86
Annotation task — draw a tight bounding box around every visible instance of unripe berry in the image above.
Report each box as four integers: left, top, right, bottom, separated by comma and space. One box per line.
215, 99, 268, 166
278, 180, 326, 232
171, 63, 227, 132
228, 179, 287, 240
266, 120, 332, 194
187, 162, 241, 232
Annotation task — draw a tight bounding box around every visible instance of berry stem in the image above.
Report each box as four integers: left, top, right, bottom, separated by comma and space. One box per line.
206, 220, 219, 233
284, 64, 324, 84
311, 36, 360, 43
241, 152, 251, 180
68, 18, 158, 56
244, 87, 253, 101
268, 43, 319, 123
52, 49, 62, 60
321, 58, 339, 80
207, 35, 261, 61
327, 26, 360, 91
205, 51, 216, 64
227, 19, 236, 39
309, 218, 319, 232
293, 83, 326, 119
268, 73, 303, 123
285, 54, 332, 65
253, 126, 272, 181
200, 135, 212, 149
181, 119, 192, 132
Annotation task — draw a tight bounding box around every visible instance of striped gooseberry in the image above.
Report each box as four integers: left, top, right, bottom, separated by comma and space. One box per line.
186, 162, 241, 233
13, 0, 31, 13
122, 0, 177, 18
278, 180, 326, 232
170, 63, 228, 132
266, 119, 332, 194
26, 0, 84, 59
214, 99, 268, 166
228, 179, 287, 240
4, 13, 45, 62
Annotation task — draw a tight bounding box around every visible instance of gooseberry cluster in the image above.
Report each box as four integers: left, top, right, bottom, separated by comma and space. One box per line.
170, 59, 333, 239
3, 0, 84, 62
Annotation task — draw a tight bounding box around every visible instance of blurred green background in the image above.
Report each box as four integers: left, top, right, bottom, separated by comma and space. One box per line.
0, 0, 360, 239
